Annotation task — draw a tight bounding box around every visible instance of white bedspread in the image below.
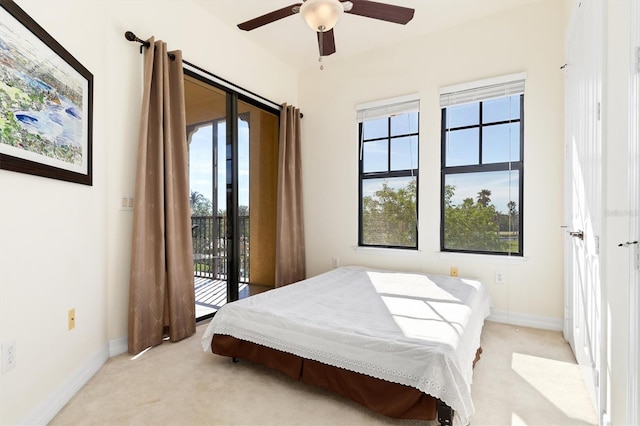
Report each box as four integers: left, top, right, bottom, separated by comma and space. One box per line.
201, 266, 490, 423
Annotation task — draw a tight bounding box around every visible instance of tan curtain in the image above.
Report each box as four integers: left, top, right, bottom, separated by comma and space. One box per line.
275, 104, 306, 287
128, 38, 195, 355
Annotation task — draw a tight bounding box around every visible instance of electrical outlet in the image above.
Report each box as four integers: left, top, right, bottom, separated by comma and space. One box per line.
68, 308, 76, 330
450, 267, 459, 277
495, 271, 506, 284
332, 257, 339, 268
2, 340, 16, 373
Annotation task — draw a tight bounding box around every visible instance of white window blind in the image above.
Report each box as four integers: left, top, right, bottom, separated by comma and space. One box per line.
439, 72, 526, 107
356, 93, 420, 122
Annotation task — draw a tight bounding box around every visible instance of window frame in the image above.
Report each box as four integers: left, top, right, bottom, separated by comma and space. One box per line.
358, 110, 420, 250
440, 93, 524, 256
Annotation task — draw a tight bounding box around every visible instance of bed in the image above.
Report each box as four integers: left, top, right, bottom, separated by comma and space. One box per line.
201, 266, 491, 425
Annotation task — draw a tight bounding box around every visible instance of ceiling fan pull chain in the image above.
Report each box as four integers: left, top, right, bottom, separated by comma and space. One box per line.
319, 28, 325, 70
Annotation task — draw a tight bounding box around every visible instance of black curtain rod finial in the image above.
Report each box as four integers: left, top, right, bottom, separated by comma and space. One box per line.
124, 30, 150, 47
125, 31, 150, 53
126, 30, 175, 60
124, 31, 137, 42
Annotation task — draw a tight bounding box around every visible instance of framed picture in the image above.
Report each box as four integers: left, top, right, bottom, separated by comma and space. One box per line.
0, 0, 93, 185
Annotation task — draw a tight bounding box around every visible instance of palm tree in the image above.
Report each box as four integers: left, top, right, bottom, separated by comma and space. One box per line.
477, 189, 492, 207
190, 191, 205, 210
507, 200, 518, 230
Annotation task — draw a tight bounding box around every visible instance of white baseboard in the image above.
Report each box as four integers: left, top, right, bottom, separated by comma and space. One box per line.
488, 309, 564, 331
20, 344, 109, 425
109, 336, 128, 357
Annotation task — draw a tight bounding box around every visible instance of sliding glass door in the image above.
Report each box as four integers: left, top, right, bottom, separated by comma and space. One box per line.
185, 75, 225, 320
184, 71, 278, 321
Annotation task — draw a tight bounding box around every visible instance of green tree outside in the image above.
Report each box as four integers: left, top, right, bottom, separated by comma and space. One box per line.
190, 191, 212, 216
444, 185, 519, 252
361, 182, 519, 252
362, 179, 417, 247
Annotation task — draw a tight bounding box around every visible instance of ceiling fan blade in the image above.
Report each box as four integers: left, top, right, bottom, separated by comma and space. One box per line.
346, 0, 415, 25
317, 29, 336, 56
238, 3, 302, 31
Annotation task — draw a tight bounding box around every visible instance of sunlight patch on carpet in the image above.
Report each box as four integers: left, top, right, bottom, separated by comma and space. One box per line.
511, 352, 595, 424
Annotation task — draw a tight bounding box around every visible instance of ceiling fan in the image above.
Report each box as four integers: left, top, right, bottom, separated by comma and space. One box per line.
237, 0, 415, 59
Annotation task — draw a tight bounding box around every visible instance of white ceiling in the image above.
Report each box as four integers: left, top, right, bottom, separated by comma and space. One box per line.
193, 0, 543, 71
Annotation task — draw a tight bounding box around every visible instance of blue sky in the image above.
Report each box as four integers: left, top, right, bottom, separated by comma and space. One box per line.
445, 170, 519, 213
189, 120, 250, 212
444, 95, 521, 212
361, 97, 520, 214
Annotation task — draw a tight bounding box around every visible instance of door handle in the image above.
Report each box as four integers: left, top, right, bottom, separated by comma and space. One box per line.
568, 230, 584, 240
618, 240, 638, 247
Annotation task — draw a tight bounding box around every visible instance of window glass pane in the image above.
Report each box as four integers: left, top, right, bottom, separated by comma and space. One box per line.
483, 95, 520, 123
482, 122, 520, 164
446, 103, 479, 128
443, 170, 519, 253
217, 123, 226, 212
238, 117, 249, 211
363, 117, 388, 140
361, 177, 417, 247
445, 128, 479, 167
363, 140, 388, 173
391, 111, 418, 136
189, 125, 214, 214
391, 136, 418, 171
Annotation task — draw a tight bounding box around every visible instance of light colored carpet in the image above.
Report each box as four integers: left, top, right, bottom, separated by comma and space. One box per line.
51, 321, 597, 425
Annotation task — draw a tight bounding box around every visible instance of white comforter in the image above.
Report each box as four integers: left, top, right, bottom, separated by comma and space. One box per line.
201, 266, 490, 423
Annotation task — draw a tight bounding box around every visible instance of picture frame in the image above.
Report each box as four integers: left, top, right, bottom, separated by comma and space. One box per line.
0, 0, 93, 185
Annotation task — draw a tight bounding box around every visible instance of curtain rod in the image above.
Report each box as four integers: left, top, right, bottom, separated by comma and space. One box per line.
124, 31, 302, 118
125, 31, 175, 61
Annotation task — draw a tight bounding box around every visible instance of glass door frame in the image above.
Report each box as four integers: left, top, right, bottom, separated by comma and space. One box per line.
225, 92, 240, 303
185, 66, 280, 321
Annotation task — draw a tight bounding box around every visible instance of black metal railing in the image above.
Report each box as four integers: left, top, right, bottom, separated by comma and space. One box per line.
191, 215, 249, 283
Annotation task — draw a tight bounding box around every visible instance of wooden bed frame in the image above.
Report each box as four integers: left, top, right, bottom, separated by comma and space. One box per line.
211, 334, 482, 426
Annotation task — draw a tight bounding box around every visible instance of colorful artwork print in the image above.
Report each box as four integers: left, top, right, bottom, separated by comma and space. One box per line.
0, 0, 92, 185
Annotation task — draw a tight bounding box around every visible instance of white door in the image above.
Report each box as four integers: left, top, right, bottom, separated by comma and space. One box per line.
564, 0, 604, 416
627, 2, 640, 423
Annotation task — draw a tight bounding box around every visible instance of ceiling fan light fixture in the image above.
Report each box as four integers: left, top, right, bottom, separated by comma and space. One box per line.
300, 0, 344, 32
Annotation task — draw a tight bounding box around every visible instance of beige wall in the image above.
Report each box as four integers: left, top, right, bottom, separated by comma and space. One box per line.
299, 1, 570, 324
0, 0, 297, 423
0, 1, 109, 422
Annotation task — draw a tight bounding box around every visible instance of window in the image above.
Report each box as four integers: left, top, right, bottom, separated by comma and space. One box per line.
357, 95, 419, 249
440, 74, 524, 256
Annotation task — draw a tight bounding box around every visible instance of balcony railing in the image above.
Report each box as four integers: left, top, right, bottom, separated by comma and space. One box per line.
191, 215, 249, 283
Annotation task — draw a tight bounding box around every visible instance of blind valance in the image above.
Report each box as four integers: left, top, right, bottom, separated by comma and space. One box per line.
356, 93, 420, 122
439, 72, 526, 107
